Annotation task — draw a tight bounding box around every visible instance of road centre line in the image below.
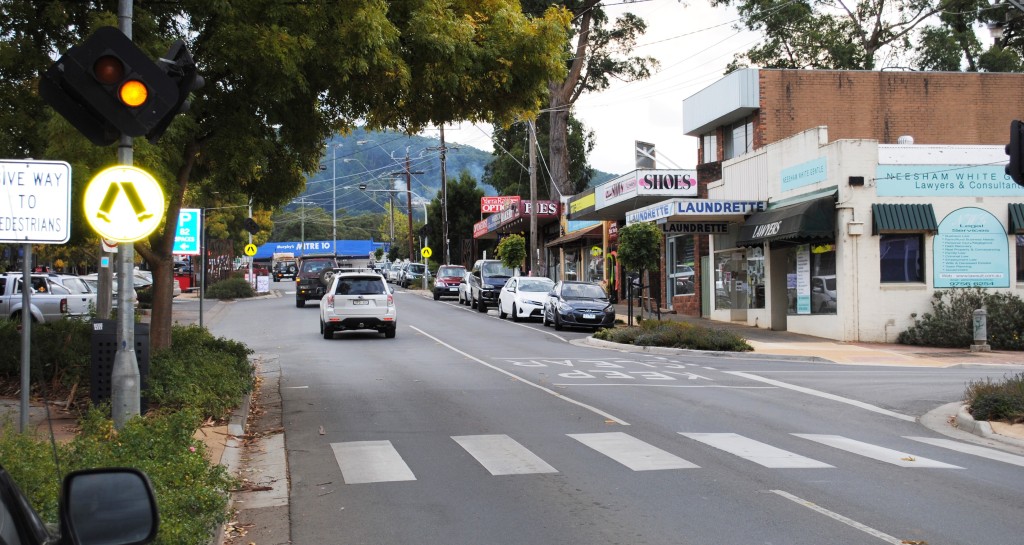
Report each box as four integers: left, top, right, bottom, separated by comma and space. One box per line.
554, 384, 776, 389
725, 371, 916, 422
409, 325, 630, 426
770, 490, 906, 544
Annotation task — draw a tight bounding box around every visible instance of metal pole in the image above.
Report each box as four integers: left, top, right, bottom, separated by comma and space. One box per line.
111, 0, 140, 430
300, 198, 306, 252
528, 121, 539, 276
199, 208, 205, 329
405, 152, 414, 260
440, 126, 449, 264
422, 202, 429, 290
332, 145, 337, 255
19, 244, 31, 433
248, 199, 253, 290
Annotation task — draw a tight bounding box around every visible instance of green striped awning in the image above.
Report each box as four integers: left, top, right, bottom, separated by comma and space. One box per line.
871, 204, 938, 235
1009, 203, 1024, 234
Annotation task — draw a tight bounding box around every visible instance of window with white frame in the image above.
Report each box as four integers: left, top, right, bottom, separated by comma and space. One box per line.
702, 132, 717, 163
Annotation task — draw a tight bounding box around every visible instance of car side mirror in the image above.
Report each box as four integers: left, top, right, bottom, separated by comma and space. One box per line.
61, 468, 159, 545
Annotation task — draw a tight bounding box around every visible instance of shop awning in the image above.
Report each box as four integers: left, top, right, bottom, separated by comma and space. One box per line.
871, 203, 938, 235
736, 194, 835, 246
1009, 203, 1024, 234
545, 224, 603, 248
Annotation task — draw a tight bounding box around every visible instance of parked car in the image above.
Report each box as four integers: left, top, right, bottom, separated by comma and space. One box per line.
432, 265, 467, 300
498, 276, 555, 322
0, 273, 90, 323
295, 254, 339, 307
387, 262, 407, 284
319, 271, 397, 339
399, 262, 429, 288
542, 280, 616, 331
272, 259, 298, 282
457, 271, 472, 306
467, 259, 517, 313
0, 464, 159, 545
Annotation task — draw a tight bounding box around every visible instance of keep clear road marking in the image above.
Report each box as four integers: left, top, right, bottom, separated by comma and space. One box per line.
409, 325, 630, 425
771, 490, 907, 545
679, 433, 834, 469
905, 436, 1024, 467
452, 435, 558, 475
331, 440, 416, 484
792, 434, 963, 468
569, 432, 700, 471
724, 371, 917, 422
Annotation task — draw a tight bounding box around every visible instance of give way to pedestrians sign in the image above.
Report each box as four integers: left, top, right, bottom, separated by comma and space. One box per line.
0, 159, 72, 244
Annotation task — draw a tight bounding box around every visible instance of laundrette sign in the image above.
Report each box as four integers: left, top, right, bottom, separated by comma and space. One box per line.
627, 199, 765, 225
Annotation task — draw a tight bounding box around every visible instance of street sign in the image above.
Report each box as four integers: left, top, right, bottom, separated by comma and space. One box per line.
244, 243, 257, 256
84, 165, 165, 242
174, 208, 201, 255
421, 246, 432, 259
0, 159, 72, 244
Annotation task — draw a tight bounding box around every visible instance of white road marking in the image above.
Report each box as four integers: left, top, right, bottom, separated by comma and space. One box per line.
679, 433, 833, 468
331, 440, 416, 484
905, 436, 1024, 467
724, 371, 917, 422
410, 325, 630, 425
553, 384, 775, 389
770, 490, 907, 544
792, 434, 963, 468
569, 432, 699, 471
284, 385, 309, 389
452, 435, 558, 475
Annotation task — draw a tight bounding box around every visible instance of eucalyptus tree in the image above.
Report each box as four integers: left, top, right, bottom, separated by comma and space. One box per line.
3, 0, 570, 349
425, 170, 485, 266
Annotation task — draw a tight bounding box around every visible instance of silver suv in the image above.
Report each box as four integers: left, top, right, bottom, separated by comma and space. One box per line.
319, 272, 397, 339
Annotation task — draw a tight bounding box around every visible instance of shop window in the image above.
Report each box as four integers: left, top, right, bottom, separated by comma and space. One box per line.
1017, 236, 1024, 282
669, 235, 696, 297
723, 119, 753, 160
880, 234, 924, 283
702, 132, 717, 163
564, 248, 579, 281
785, 243, 837, 315
747, 246, 765, 309
587, 252, 604, 283
714, 250, 748, 310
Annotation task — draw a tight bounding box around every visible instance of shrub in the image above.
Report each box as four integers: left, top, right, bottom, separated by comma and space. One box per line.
898, 288, 1024, 350
594, 320, 752, 352
965, 372, 1024, 423
205, 277, 254, 300
0, 318, 92, 392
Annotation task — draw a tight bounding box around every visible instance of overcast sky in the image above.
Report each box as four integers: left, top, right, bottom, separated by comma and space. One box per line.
423, 0, 757, 177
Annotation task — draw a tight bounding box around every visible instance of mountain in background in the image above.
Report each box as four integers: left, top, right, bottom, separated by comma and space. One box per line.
289, 127, 618, 215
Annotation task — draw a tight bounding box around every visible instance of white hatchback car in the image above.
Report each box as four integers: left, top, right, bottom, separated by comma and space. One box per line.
319, 272, 397, 339
497, 276, 555, 322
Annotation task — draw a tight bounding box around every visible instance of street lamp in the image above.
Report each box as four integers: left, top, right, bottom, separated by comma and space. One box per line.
330, 143, 341, 256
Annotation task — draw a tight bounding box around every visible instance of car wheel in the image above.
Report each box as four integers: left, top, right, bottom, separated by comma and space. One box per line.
512, 304, 521, 322
554, 314, 563, 331
384, 326, 396, 339
477, 299, 487, 313
470, 294, 477, 309
296, 298, 305, 308
322, 324, 333, 340
542, 311, 549, 327
433, 291, 440, 301
499, 304, 507, 319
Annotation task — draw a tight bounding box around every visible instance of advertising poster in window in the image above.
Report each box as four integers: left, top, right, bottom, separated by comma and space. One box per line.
934, 207, 1009, 288
796, 245, 811, 314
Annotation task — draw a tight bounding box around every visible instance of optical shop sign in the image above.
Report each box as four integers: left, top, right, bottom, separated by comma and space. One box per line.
876, 165, 1024, 197
933, 207, 1009, 288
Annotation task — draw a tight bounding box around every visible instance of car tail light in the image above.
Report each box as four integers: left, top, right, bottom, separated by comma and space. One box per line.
60, 298, 68, 314
387, 294, 394, 307
326, 295, 334, 307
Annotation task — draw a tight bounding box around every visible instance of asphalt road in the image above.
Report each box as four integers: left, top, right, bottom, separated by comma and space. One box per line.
207, 281, 1024, 545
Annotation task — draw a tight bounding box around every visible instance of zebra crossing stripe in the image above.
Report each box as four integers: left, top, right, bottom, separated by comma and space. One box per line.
569, 432, 699, 471
679, 433, 833, 468
331, 440, 417, 484
793, 434, 963, 468
904, 436, 1024, 467
452, 435, 558, 475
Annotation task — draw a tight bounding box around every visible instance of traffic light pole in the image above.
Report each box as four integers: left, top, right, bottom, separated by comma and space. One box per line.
111, 2, 141, 430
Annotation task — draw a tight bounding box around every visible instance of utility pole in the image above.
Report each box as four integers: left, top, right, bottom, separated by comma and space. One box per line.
528, 120, 540, 276
428, 127, 458, 264
391, 151, 423, 260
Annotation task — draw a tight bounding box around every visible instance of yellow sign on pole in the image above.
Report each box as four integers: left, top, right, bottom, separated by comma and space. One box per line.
84, 166, 165, 242
244, 243, 258, 256
421, 246, 432, 259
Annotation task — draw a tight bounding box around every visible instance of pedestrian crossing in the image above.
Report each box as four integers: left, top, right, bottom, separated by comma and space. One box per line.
329, 432, 1016, 485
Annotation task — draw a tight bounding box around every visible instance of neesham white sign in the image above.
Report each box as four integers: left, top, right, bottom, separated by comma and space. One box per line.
0, 159, 72, 244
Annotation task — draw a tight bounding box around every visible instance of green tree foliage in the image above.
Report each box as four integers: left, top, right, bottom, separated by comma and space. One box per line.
426, 170, 485, 266
379, 200, 412, 260
3, 0, 570, 350
484, 114, 595, 200
522, 1, 656, 195
616, 222, 661, 274
497, 233, 527, 271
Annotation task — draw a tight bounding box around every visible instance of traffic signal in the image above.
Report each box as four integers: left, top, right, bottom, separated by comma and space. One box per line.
146, 39, 204, 143
39, 26, 179, 146
1007, 120, 1024, 186
244, 217, 260, 235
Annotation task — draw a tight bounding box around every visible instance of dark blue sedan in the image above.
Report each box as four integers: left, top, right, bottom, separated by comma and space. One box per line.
542, 281, 616, 331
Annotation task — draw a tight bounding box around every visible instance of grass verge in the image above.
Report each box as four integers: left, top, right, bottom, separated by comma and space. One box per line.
594, 319, 752, 352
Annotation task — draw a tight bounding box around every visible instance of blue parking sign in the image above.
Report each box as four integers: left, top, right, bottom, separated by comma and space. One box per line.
174, 208, 201, 255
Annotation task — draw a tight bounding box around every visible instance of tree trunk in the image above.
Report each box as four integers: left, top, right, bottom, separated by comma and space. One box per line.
548, 83, 571, 199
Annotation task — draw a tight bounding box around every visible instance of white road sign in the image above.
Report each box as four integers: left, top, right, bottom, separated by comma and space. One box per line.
0, 159, 72, 244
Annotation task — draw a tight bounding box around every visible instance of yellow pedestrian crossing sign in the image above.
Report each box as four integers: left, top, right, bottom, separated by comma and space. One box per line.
84, 165, 165, 242
244, 243, 258, 256
421, 246, 432, 259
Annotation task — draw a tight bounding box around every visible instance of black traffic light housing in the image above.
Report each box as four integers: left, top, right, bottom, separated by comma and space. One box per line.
1007, 120, 1024, 186
244, 218, 260, 235
39, 27, 200, 146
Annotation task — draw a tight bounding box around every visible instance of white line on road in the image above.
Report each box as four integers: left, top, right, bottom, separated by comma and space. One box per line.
904, 436, 1024, 467
770, 490, 907, 544
569, 432, 699, 471
553, 384, 776, 389
724, 371, 917, 422
331, 440, 416, 484
679, 433, 833, 468
792, 434, 962, 468
410, 325, 630, 425
452, 435, 558, 475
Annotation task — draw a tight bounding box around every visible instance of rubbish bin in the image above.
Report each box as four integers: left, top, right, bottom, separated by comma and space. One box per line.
90, 320, 150, 410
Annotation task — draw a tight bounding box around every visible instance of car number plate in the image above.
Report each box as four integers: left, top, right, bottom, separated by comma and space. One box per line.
449, 287, 457, 291
582, 313, 596, 319
352, 300, 369, 305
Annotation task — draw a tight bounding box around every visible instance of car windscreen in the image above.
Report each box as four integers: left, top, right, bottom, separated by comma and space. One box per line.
481, 262, 515, 276
407, 264, 425, 274
438, 266, 465, 277
562, 283, 606, 299
336, 277, 387, 295
519, 279, 554, 292
302, 260, 331, 273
